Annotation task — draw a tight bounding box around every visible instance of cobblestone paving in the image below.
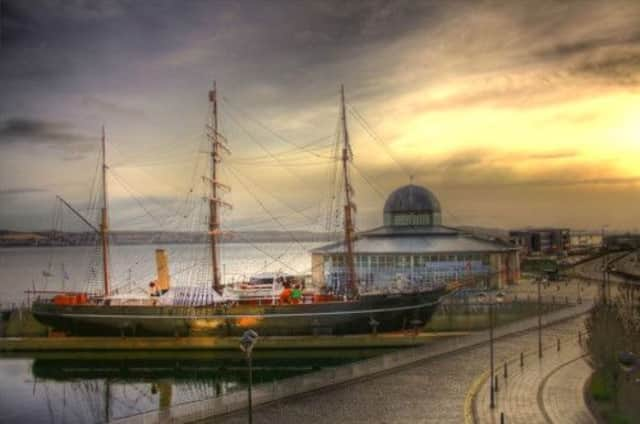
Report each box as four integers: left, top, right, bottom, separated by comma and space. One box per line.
215, 317, 588, 424
542, 356, 595, 424
474, 326, 594, 424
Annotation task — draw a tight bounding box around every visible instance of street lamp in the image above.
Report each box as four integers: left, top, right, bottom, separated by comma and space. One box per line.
537, 276, 543, 358
577, 275, 582, 304
600, 262, 617, 306
608, 265, 617, 301
478, 290, 504, 409
601, 225, 609, 304
240, 329, 259, 424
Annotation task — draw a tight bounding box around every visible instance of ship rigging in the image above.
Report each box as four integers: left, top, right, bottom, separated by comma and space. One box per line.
30, 83, 454, 337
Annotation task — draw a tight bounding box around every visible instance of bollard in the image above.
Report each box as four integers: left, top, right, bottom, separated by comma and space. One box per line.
494, 375, 499, 392
504, 361, 508, 379
578, 331, 581, 344
500, 412, 505, 424
552, 295, 555, 304
557, 338, 561, 352
520, 352, 524, 367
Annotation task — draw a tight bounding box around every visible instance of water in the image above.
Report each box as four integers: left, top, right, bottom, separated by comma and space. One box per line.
0, 242, 322, 305
0, 350, 384, 423
0, 242, 346, 423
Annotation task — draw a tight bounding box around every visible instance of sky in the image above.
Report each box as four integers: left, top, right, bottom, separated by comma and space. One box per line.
1, 0, 639, 233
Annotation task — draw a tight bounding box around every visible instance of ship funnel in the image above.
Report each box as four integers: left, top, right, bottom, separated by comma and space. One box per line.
155, 249, 170, 294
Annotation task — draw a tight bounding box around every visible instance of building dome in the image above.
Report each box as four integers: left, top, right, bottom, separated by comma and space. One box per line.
383, 184, 442, 227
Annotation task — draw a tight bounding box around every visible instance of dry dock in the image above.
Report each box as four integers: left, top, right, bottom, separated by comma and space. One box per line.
107, 302, 593, 424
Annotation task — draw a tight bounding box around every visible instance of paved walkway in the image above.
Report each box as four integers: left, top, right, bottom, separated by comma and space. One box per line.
213, 317, 588, 424
541, 356, 595, 424
473, 329, 596, 424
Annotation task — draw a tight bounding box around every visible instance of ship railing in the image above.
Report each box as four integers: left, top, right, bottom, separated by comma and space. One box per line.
325, 270, 453, 296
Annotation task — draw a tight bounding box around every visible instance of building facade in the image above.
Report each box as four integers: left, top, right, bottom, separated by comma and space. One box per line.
569, 231, 603, 253
311, 185, 520, 292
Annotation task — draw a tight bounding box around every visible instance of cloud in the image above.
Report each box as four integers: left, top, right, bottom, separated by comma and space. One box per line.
437, 153, 486, 170
0, 118, 98, 160
0, 187, 47, 196
432, 149, 578, 169
1, 0, 640, 231
536, 32, 640, 61
510, 176, 640, 188
386, 147, 635, 191
522, 150, 578, 160
0, 117, 98, 144
571, 53, 640, 84
81, 96, 145, 118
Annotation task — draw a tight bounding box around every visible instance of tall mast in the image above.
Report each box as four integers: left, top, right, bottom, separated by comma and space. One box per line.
207, 82, 231, 295
340, 85, 358, 298
100, 126, 111, 297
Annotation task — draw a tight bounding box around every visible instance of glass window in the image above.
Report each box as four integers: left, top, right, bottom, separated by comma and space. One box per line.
384, 256, 393, 268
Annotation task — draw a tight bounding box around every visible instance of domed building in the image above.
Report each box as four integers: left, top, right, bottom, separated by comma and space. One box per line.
383, 185, 442, 226
311, 184, 519, 291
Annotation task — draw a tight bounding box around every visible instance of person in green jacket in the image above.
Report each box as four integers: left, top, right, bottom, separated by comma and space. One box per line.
291, 285, 302, 304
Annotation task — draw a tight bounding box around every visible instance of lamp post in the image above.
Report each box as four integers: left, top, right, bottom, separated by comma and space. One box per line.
240, 329, 259, 424
478, 290, 504, 409
537, 276, 543, 359
601, 225, 609, 304
577, 276, 582, 304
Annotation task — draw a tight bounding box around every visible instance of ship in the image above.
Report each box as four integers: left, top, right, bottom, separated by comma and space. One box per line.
31, 83, 449, 337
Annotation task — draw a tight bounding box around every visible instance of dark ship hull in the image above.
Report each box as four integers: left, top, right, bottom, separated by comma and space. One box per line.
32, 289, 445, 337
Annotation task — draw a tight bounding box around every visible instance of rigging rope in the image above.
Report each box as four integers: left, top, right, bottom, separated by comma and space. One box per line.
224, 164, 311, 253
221, 96, 333, 159
349, 104, 413, 179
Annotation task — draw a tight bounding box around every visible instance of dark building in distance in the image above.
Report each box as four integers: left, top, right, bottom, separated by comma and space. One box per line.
604, 233, 640, 250
509, 228, 571, 256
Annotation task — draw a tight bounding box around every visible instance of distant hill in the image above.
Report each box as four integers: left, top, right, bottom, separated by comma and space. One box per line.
0, 229, 340, 247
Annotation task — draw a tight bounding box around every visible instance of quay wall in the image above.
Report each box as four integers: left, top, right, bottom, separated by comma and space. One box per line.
0, 332, 466, 352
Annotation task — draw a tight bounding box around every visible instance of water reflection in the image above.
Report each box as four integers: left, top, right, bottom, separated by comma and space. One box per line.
0, 350, 387, 423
